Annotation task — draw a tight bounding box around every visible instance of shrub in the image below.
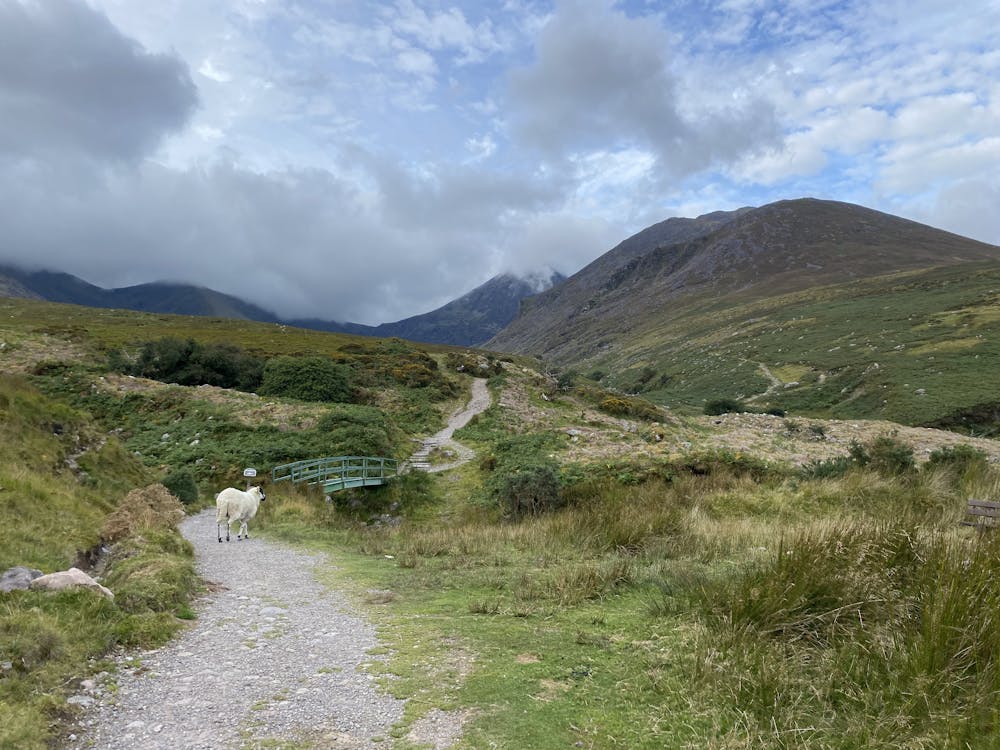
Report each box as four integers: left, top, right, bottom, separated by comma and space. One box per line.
162, 468, 199, 505
704, 398, 745, 416
120, 337, 264, 391
259, 355, 352, 402
764, 406, 786, 417
800, 456, 853, 479
491, 462, 563, 518
556, 370, 577, 390
674, 449, 780, 481
598, 395, 662, 421
925, 443, 989, 475
850, 435, 916, 476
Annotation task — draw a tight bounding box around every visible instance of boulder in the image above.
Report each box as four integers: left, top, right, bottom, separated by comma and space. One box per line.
0, 566, 43, 592
29, 567, 114, 600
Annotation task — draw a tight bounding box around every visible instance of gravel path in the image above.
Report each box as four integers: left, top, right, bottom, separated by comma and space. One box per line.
406, 378, 491, 473
70, 512, 404, 749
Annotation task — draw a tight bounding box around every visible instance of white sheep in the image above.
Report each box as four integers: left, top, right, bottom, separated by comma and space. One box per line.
216, 486, 266, 542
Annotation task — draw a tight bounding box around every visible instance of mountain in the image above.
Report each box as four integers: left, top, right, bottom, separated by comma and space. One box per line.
487, 198, 1000, 428
0, 264, 560, 347
0, 266, 281, 323
287, 271, 564, 346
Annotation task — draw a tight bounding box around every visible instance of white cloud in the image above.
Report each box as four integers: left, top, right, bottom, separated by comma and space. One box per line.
388, 0, 505, 63
922, 178, 1000, 245
395, 46, 438, 77
464, 134, 497, 162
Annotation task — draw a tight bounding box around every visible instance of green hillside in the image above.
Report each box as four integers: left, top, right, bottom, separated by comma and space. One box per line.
603, 262, 1000, 429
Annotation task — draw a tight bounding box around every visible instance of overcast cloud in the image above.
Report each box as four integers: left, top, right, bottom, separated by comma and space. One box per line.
0, 0, 998, 324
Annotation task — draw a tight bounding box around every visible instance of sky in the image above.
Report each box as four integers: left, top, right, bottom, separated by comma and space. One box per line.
1, 0, 999, 325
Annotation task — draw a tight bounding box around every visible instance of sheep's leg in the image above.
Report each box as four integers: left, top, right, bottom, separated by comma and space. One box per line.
238, 520, 249, 540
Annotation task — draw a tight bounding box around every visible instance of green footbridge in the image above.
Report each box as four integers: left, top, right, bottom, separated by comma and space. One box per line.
271, 456, 398, 493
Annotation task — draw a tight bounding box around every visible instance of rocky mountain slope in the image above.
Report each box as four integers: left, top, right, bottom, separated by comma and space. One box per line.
288, 271, 564, 346
490, 198, 1000, 361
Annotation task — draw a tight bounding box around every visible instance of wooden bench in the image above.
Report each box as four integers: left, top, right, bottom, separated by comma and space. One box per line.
961, 499, 1000, 531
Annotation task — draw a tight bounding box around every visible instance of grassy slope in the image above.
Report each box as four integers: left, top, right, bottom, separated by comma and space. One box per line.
0, 375, 197, 750
598, 263, 1000, 426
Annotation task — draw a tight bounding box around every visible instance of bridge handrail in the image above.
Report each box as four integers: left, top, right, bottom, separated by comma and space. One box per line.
272, 456, 398, 486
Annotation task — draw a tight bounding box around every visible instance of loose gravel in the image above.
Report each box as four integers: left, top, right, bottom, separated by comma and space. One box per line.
70, 511, 404, 749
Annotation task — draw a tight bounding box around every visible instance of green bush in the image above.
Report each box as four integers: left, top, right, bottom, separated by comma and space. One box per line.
674, 449, 781, 481
491, 462, 563, 518
259, 355, 352, 403
704, 398, 745, 416
480, 433, 566, 518
849, 436, 916, 476
925, 443, 989, 475
161, 468, 199, 505
598, 394, 663, 421
800, 455, 854, 479
118, 337, 264, 391
556, 370, 578, 390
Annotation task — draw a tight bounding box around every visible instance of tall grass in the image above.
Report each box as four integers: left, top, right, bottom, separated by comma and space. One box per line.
689, 515, 1000, 748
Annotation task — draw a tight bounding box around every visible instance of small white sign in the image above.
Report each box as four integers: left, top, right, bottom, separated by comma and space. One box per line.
243, 468, 257, 478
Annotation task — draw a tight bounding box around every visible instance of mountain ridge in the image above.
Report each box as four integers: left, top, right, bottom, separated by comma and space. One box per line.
0, 264, 559, 347
489, 198, 1000, 361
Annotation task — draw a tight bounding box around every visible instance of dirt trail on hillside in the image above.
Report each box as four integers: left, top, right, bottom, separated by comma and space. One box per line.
405, 378, 491, 473
69, 512, 462, 749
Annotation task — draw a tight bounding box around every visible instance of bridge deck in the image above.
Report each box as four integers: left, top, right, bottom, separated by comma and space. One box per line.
272, 456, 398, 493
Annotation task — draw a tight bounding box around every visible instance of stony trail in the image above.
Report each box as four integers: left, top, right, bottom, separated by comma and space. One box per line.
406, 378, 491, 473
70, 511, 405, 750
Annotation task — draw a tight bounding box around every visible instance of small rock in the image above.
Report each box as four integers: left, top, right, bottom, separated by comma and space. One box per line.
67, 695, 95, 707
1, 566, 43, 592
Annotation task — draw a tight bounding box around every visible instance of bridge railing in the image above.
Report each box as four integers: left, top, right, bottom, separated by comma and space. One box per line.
272, 456, 398, 492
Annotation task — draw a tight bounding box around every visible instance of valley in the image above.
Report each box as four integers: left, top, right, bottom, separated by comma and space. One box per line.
0, 293, 998, 748
2, 197, 1000, 749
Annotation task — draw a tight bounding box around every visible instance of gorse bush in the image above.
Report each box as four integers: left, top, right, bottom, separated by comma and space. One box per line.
259, 355, 352, 403
800, 455, 854, 479
597, 394, 663, 421
491, 462, 562, 518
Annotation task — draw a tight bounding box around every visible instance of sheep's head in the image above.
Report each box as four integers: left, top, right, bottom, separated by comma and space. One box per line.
256, 486, 266, 502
